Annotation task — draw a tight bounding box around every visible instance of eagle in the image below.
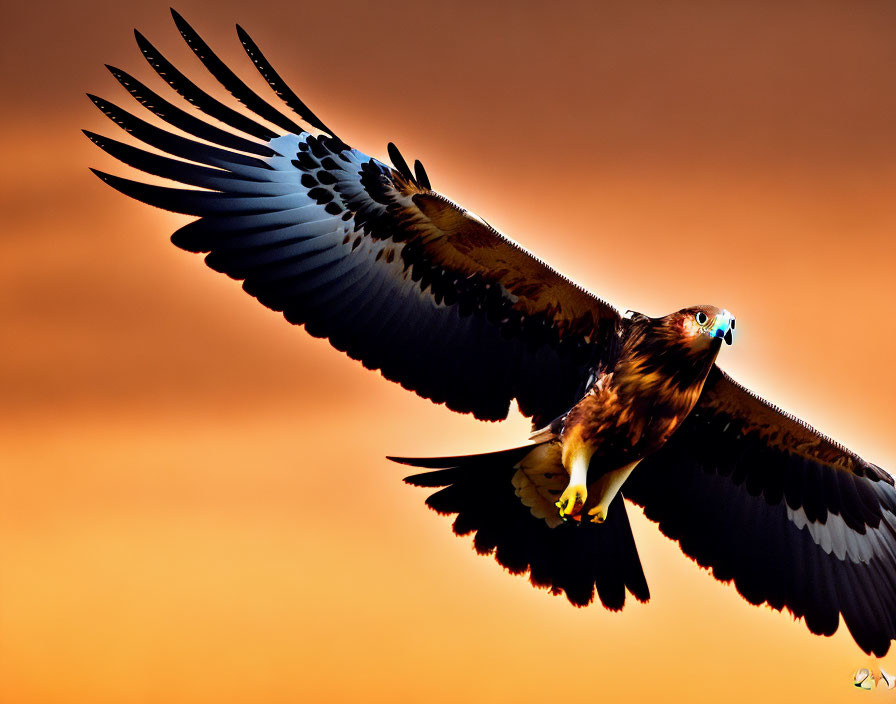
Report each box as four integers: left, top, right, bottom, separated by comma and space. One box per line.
87, 10, 896, 656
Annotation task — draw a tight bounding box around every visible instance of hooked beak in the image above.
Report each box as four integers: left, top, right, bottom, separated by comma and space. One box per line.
710, 310, 735, 346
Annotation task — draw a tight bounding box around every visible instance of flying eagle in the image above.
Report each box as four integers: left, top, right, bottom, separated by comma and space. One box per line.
87, 10, 896, 656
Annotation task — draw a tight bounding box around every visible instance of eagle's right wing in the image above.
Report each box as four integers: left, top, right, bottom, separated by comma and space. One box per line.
625, 365, 896, 655
86, 10, 623, 426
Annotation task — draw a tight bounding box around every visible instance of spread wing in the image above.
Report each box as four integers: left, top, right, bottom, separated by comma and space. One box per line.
86, 10, 621, 425
625, 365, 896, 655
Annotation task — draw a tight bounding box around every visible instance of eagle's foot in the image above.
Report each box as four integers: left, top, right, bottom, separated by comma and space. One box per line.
586, 504, 608, 524
556, 484, 587, 518
581, 460, 642, 525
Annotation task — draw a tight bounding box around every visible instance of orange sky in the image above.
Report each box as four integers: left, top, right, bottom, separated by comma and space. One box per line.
3, 1, 896, 702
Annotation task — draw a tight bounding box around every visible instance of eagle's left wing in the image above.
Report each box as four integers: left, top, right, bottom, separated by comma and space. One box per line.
85, 11, 623, 427
624, 365, 896, 655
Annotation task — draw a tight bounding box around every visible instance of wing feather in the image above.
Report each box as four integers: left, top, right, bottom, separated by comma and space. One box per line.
84, 131, 255, 192
170, 9, 306, 136
235, 24, 333, 134
104, 65, 277, 157
86, 94, 273, 170
134, 29, 278, 141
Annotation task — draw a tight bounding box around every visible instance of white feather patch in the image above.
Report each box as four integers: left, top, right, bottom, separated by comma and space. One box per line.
786, 504, 896, 563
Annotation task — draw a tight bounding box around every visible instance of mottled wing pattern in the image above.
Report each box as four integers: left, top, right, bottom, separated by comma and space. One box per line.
626, 365, 896, 655
86, 10, 621, 425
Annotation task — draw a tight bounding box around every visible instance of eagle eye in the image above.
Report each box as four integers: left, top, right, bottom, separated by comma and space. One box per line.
695, 311, 708, 326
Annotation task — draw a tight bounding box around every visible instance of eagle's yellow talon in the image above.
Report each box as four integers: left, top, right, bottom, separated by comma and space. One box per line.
556, 484, 587, 517
588, 506, 607, 524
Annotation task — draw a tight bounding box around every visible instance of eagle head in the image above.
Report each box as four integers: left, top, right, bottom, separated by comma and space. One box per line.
625, 305, 735, 351
677, 305, 735, 348
619, 306, 735, 402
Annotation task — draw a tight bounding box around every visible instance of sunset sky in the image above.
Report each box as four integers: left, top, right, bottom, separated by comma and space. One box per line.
3, 1, 896, 701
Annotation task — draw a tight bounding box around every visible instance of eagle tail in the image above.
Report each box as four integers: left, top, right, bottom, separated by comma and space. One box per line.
392, 446, 650, 610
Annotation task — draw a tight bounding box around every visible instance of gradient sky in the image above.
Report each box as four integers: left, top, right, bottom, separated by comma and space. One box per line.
3, 1, 896, 702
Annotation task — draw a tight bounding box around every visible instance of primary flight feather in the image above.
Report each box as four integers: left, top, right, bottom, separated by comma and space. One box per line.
87, 9, 896, 656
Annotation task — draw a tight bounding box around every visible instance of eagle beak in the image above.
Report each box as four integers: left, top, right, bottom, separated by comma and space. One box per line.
710, 311, 735, 345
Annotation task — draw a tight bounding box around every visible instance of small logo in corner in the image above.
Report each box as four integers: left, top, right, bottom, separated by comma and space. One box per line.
880, 668, 896, 690
853, 668, 874, 690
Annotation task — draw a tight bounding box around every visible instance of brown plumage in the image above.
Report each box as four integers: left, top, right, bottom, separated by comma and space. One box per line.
564, 308, 723, 457
88, 10, 896, 656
